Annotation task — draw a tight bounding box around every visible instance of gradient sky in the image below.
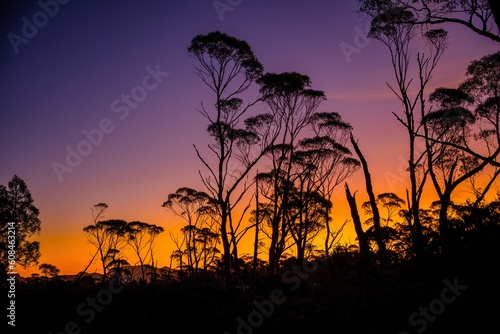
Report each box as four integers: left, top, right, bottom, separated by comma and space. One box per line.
1, 0, 498, 275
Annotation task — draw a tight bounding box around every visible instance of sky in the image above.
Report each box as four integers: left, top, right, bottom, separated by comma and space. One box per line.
1, 0, 499, 276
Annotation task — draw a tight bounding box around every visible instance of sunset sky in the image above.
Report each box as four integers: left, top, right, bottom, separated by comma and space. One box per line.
1, 0, 498, 276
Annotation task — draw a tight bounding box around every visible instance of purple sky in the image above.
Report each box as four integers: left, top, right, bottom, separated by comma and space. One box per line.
1, 0, 498, 274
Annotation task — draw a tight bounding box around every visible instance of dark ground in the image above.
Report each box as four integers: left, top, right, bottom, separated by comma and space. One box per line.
5, 239, 499, 334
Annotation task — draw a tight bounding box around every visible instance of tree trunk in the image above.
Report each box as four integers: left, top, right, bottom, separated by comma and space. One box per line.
438, 192, 452, 251
253, 174, 259, 287
345, 183, 370, 260
350, 134, 387, 261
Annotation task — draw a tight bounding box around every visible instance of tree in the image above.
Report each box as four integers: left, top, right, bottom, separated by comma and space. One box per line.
350, 134, 387, 261
287, 187, 329, 262
362, 193, 406, 260
0, 175, 41, 278
358, 0, 500, 42
83, 204, 130, 281
256, 71, 325, 274
307, 113, 360, 258
423, 89, 489, 243
126, 221, 164, 283
345, 183, 371, 260
432, 51, 500, 167
188, 31, 278, 285
39, 263, 60, 278
412, 52, 500, 247
363, 5, 450, 254
162, 188, 219, 278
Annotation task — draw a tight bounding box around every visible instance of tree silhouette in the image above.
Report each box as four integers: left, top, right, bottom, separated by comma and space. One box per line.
83, 203, 129, 281
256, 71, 325, 274
423, 52, 500, 167
362, 192, 407, 260
188, 31, 278, 285
307, 112, 360, 258
126, 221, 164, 283
364, 6, 449, 254
358, 0, 500, 42
422, 88, 492, 245
163, 187, 219, 279
0, 175, 41, 278
38, 263, 60, 278
350, 134, 388, 261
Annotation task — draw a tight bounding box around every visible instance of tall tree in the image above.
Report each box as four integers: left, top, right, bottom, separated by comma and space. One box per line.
363, 5, 449, 254
0, 175, 41, 278
417, 53, 500, 245
188, 31, 278, 285
256, 72, 325, 274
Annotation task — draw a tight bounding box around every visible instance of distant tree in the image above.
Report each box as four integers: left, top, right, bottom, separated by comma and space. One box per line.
358, 0, 500, 42
163, 188, 219, 278
126, 221, 164, 283
307, 112, 360, 259
362, 193, 407, 260
0, 175, 41, 278
39, 263, 60, 278
83, 204, 129, 281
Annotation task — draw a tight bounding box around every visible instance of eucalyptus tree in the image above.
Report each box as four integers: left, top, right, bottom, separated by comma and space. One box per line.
361, 4, 450, 253
362, 193, 406, 257
293, 112, 360, 259
358, 0, 500, 42
39, 263, 60, 278
452, 52, 500, 166
126, 221, 164, 283
344, 183, 371, 259
255, 72, 325, 274
162, 187, 219, 278
417, 53, 500, 244
188, 31, 280, 283
83, 206, 129, 281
